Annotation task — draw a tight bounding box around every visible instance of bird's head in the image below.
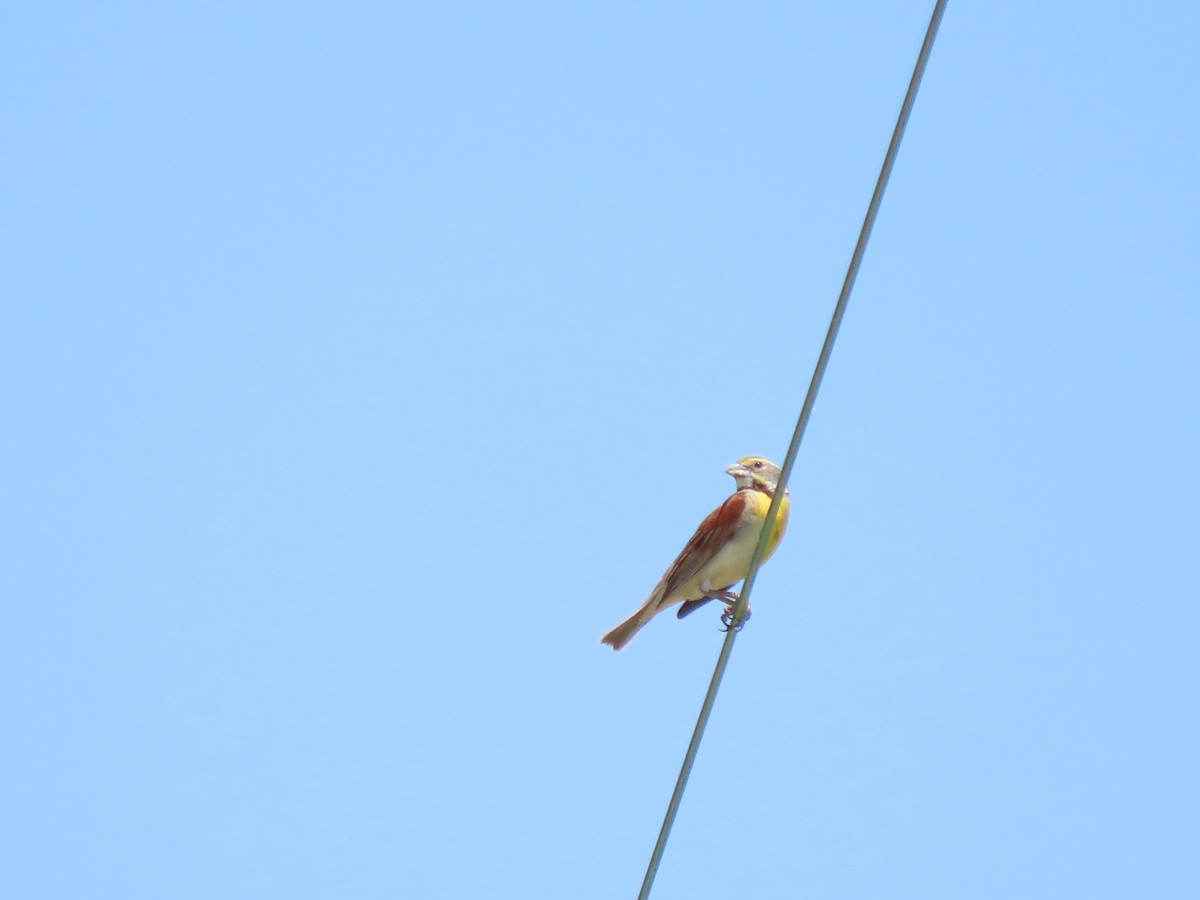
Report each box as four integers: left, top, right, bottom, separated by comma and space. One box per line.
725, 456, 784, 495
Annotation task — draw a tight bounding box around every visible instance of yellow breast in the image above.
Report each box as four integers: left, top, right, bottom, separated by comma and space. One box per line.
742, 488, 789, 561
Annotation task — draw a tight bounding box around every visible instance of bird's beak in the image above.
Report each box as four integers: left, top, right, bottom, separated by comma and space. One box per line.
725, 462, 746, 477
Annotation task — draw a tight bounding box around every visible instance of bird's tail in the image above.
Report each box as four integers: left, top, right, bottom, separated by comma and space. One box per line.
600, 601, 657, 651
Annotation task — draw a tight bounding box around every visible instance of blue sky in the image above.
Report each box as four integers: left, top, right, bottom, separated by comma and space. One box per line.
4, 2, 1199, 898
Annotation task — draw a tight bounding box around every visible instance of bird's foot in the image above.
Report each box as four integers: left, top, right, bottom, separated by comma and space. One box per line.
719, 603, 752, 632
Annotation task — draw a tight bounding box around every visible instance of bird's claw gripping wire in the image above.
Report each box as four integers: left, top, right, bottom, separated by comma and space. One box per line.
719, 603, 751, 632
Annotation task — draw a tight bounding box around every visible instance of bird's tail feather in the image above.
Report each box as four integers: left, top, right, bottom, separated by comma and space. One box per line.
600, 599, 659, 651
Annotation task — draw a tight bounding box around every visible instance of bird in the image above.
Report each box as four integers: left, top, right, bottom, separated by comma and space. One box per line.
601, 456, 789, 651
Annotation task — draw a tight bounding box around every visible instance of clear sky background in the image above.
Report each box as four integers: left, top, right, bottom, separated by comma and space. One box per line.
4, 3, 1198, 898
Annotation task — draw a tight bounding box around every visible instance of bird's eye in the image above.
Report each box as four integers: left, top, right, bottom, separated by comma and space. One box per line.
752, 460, 763, 469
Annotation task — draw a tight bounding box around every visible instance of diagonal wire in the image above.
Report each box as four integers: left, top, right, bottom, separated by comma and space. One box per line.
636, 2, 949, 897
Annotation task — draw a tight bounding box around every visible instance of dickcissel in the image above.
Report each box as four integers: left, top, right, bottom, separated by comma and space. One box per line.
601, 456, 789, 651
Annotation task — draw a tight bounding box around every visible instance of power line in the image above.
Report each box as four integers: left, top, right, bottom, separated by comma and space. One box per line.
636, 2, 949, 896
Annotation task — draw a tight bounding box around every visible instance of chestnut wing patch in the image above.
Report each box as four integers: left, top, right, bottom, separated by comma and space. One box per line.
656, 490, 746, 603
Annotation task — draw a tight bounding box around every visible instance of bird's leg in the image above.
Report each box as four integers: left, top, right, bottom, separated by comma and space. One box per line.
703, 587, 739, 604
696, 585, 739, 633
698, 581, 750, 632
